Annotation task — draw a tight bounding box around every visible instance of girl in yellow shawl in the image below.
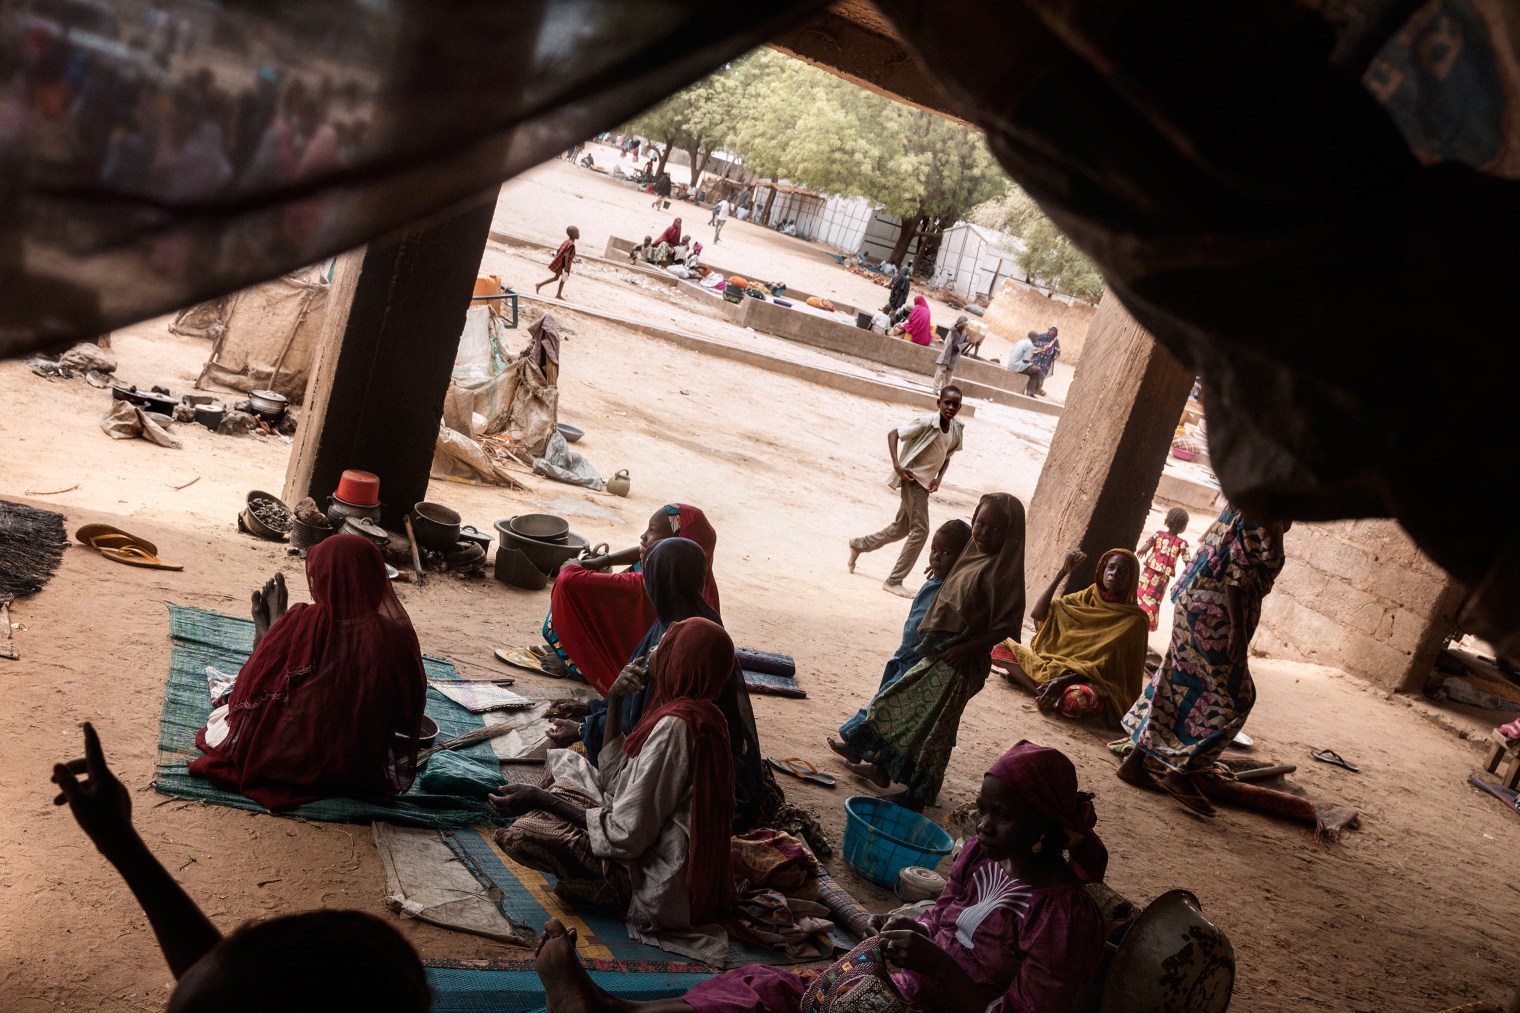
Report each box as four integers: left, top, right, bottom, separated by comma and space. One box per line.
999, 548, 1148, 726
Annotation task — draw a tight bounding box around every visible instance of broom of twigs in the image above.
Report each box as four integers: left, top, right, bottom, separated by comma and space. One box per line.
0, 501, 69, 598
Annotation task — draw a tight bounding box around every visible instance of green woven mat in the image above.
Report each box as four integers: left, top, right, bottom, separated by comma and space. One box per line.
155, 605, 502, 828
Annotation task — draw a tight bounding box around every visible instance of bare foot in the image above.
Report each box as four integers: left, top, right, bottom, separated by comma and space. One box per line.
882, 581, 914, 599
883, 790, 925, 812
845, 759, 890, 789
847, 543, 861, 573
250, 573, 288, 646
1115, 750, 1156, 788
535, 918, 622, 1013
827, 737, 860, 763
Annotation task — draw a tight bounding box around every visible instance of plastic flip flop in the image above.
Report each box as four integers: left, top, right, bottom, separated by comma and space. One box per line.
75, 524, 160, 557
96, 544, 183, 571
1310, 748, 1360, 772
767, 756, 837, 788
494, 647, 549, 674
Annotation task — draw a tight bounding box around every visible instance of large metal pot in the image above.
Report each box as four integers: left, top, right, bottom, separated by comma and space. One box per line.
494, 518, 588, 577
248, 389, 288, 420
327, 495, 382, 530
411, 501, 462, 552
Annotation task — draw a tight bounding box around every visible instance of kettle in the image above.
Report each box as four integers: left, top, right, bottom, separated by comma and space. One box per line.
606, 469, 631, 497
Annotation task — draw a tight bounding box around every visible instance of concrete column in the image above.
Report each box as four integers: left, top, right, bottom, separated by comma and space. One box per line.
1023, 292, 1195, 598
284, 193, 495, 530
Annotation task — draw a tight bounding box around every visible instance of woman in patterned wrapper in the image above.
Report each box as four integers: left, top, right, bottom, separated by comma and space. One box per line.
530, 740, 1106, 1013
1116, 506, 1288, 818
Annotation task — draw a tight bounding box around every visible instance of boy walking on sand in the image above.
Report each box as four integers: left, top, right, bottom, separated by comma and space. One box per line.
848, 387, 965, 597
535, 226, 579, 300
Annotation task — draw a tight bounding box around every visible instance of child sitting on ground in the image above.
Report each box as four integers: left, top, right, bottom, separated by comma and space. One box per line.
828, 519, 972, 761
51, 724, 431, 1012
628, 235, 654, 264
1136, 507, 1191, 631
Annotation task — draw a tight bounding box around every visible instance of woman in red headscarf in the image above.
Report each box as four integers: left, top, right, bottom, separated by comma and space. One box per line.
534, 503, 719, 693
654, 216, 684, 248
189, 534, 427, 809
899, 294, 934, 346
532, 740, 1106, 1013
492, 617, 736, 965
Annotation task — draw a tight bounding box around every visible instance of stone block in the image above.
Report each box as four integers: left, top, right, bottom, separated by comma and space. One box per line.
1337, 628, 1418, 690
1296, 531, 1376, 584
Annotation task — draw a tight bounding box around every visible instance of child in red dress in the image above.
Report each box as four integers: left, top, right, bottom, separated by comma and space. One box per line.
535, 225, 580, 299
1136, 507, 1191, 631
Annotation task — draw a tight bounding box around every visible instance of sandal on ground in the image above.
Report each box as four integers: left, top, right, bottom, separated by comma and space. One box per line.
75, 523, 159, 556
1310, 748, 1360, 772
768, 756, 837, 788
97, 544, 183, 571
495, 647, 550, 674
1156, 775, 1217, 818
75, 524, 182, 570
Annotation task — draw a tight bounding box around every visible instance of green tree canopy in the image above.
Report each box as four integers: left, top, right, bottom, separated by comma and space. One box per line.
971, 185, 1105, 301
622, 50, 1005, 266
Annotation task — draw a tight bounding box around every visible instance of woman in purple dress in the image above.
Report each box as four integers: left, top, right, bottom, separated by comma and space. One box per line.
531, 740, 1107, 1013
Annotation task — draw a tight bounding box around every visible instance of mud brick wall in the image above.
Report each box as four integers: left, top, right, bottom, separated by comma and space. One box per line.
979, 280, 1097, 362
1256, 518, 1466, 692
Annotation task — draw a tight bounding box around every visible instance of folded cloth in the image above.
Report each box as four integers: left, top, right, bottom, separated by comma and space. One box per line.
729, 888, 836, 962
731, 828, 818, 899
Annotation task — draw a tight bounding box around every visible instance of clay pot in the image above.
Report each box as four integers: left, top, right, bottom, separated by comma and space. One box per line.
606, 469, 631, 498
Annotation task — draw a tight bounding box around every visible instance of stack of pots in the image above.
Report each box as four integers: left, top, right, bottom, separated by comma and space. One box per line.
494, 513, 588, 586
326, 470, 382, 530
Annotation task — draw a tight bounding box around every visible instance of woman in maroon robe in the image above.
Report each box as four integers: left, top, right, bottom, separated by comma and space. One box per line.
189, 534, 427, 808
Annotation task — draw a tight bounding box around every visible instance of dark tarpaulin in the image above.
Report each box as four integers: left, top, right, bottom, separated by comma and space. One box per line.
876, 0, 1520, 657
2, 0, 1517, 653
0, 0, 825, 354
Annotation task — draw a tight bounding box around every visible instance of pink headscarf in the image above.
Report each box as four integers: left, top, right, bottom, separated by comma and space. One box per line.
988, 740, 1108, 883
903, 295, 933, 345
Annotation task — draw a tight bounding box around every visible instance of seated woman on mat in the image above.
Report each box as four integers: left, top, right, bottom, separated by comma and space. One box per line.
189, 534, 427, 808
997, 548, 1149, 726
550, 537, 764, 832
829, 518, 972, 758
532, 503, 719, 685
53, 724, 432, 1012
492, 617, 739, 965
831, 493, 1027, 811
533, 739, 1106, 1013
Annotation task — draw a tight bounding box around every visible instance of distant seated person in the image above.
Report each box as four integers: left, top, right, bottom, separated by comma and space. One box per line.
188, 534, 427, 808
492, 617, 740, 964
628, 235, 655, 263
532, 739, 1106, 1013
778, 219, 798, 236
580, 152, 596, 168
999, 548, 1148, 726
1032, 325, 1061, 379
1004, 331, 1046, 396
668, 240, 703, 279
670, 236, 692, 265
53, 724, 432, 1013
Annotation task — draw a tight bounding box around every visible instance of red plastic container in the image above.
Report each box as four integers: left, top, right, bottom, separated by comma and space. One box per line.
334, 469, 381, 507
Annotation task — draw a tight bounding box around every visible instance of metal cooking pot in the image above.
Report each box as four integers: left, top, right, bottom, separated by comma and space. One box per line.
248, 389, 288, 419
493, 518, 588, 576
411, 501, 462, 552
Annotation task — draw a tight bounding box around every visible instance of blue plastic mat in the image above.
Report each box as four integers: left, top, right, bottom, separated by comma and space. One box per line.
153, 605, 508, 828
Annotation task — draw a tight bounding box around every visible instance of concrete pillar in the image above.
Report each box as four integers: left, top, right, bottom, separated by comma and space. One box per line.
1023, 292, 1195, 597
284, 193, 495, 530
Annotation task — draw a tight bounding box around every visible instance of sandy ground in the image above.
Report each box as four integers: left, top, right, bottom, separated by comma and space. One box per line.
2, 161, 1517, 1013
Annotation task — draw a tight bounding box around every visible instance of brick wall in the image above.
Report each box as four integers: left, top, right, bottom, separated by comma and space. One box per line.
1255, 518, 1467, 692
